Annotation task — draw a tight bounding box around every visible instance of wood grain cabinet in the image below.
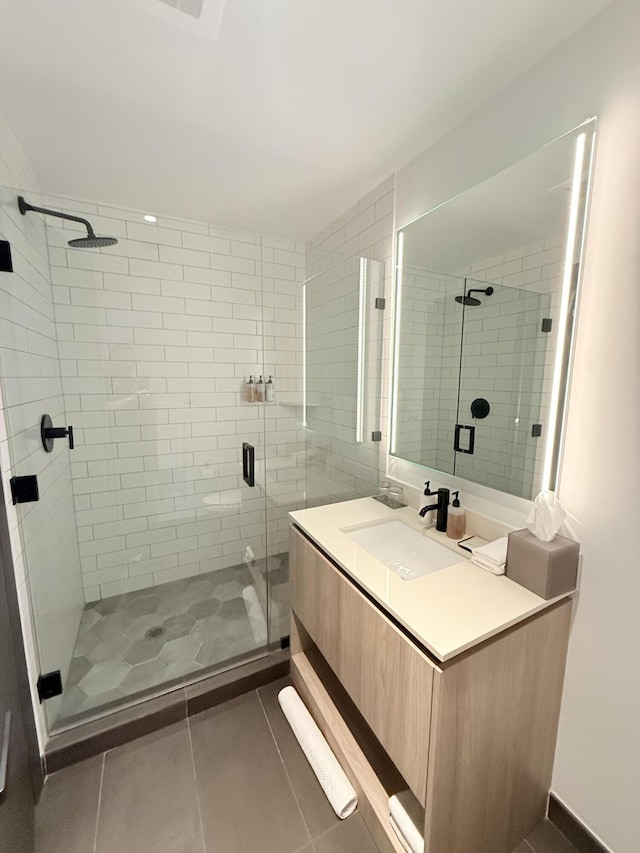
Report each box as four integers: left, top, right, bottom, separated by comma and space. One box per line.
289, 525, 573, 853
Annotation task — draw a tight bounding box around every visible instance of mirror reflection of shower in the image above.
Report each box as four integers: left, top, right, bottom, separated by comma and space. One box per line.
455, 285, 494, 307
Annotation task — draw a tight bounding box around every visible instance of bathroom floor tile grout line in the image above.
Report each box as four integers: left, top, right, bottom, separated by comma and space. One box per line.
256, 687, 316, 850
186, 711, 207, 853
92, 752, 106, 853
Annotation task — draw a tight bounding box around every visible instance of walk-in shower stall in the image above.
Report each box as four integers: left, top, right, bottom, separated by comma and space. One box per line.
0, 184, 384, 739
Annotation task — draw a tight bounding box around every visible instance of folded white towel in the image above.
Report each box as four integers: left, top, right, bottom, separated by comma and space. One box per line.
471, 554, 506, 575
471, 536, 508, 566
389, 814, 413, 853
389, 790, 425, 853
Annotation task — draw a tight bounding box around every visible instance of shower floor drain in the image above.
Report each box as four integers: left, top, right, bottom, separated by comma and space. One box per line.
145, 626, 166, 640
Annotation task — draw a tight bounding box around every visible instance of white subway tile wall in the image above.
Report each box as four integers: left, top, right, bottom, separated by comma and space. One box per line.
305, 256, 384, 505
305, 176, 395, 505
45, 193, 304, 602
0, 110, 84, 743
394, 268, 447, 465
396, 241, 559, 499
452, 242, 559, 498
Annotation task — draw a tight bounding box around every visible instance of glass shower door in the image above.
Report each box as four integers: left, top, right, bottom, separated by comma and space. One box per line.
453, 278, 551, 499
50, 343, 272, 729
33, 212, 276, 730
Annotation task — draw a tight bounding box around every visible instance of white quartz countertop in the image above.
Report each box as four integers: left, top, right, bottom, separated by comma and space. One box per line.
289, 497, 570, 663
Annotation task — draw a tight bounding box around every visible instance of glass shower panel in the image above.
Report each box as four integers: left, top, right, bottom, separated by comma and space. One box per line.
304, 254, 385, 509
453, 278, 551, 499
0, 185, 85, 730
260, 237, 305, 648
36, 210, 274, 731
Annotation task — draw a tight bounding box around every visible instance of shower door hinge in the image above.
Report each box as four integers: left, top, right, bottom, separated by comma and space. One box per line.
374, 297, 386, 309
371, 431, 382, 442
531, 424, 543, 437
10, 475, 39, 505
37, 671, 62, 702
0, 240, 13, 272
280, 635, 290, 650
541, 318, 553, 333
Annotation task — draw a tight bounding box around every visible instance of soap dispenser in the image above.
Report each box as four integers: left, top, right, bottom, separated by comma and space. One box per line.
446, 491, 466, 540
265, 375, 274, 402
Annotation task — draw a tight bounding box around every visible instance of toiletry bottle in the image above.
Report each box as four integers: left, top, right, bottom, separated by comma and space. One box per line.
265, 375, 274, 402
256, 375, 264, 402
246, 375, 255, 403
446, 491, 466, 539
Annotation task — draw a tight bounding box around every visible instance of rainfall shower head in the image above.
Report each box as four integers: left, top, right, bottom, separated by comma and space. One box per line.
455, 286, 494, 306
18, 196, 118, 249
455, 294, 482, 307
68, 233, 118, 249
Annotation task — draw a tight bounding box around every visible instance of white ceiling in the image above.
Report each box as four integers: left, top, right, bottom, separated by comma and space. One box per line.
0, 0, 614, 242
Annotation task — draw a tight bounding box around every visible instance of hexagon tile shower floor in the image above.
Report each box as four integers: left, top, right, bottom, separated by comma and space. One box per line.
56, 557, 290, 725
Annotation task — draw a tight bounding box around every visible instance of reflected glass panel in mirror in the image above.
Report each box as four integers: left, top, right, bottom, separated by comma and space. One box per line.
304, 255, 385, 508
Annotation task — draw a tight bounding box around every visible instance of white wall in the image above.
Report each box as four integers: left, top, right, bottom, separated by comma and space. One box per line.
0, 112, 84, 745
44, 193, 304, 601
391, 2, 640, 849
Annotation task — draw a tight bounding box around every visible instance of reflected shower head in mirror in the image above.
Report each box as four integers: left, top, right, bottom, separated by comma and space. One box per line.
455, 286, 494, 306
18, 196, 118, 249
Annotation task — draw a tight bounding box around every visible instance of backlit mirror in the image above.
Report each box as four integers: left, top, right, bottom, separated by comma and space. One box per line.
390, 120, 597, 500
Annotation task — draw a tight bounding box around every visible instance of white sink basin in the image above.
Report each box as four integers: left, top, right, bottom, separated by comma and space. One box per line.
343, 519, 461, 581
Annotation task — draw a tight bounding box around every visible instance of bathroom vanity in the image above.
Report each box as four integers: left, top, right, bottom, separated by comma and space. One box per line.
288, 498, 574, 853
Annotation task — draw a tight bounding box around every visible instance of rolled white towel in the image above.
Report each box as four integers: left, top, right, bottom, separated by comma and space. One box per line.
389, 814, 413, 853
241, 585, 268, 646
471, 537, 508, 574
389, 790, 425, 853
278, 687, 357, 819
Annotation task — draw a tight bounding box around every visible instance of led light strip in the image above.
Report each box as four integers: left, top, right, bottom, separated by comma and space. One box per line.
542, 131, 586, 490
302, 282, 307, 428
356, 258, 367, 443
389, 231, 404, 455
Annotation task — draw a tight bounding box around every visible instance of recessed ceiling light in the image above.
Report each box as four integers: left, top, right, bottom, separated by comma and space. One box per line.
144, 214, 157, 223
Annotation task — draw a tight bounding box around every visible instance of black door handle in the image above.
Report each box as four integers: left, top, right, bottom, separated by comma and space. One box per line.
242, 442, 255, 487
454, 424, 475, 455
41, 415, 74, 452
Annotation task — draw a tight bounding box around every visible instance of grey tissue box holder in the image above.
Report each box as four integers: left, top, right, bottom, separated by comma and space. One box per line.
506, 529, 579, 599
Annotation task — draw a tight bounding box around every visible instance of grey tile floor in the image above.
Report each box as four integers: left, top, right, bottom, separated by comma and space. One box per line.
37, 678, 580, 853
57, 557, 290, 727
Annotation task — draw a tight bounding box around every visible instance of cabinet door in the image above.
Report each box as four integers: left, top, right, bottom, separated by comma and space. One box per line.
290, 526, 435, 804
290, 524, 341, 671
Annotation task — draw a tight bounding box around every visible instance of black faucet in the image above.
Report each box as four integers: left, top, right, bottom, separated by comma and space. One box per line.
419, 486, 450, 532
